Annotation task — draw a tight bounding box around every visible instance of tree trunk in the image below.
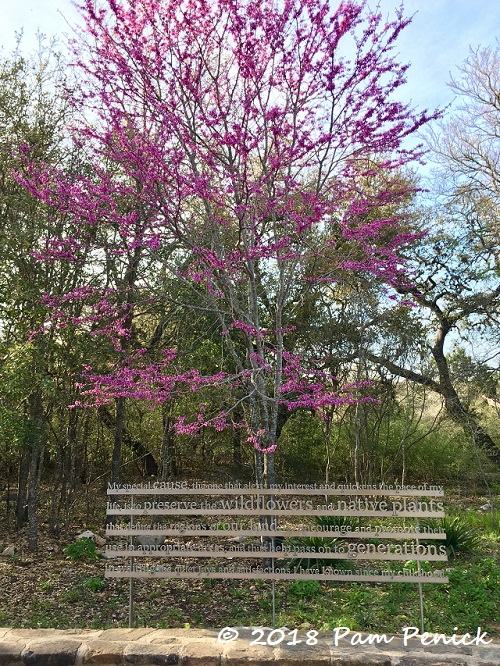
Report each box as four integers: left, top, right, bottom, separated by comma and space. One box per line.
366, 322, 500, 466
263, 452, 276, 488
111, 397, 125, 484
432, 320, 500, 463
27, 442, 44, 551
254, 449, 263, 487
16, 450, 29, 529
232, 427, 242, 466
161, 411, 177, 480
100, 404, 159, 477
441, 384, 500, 462
107, 398, 125, 528
27, 389, 45, 551
49, 439, 63, 536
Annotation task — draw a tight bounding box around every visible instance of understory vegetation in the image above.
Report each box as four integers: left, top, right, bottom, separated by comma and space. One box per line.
0, 494, 498, 634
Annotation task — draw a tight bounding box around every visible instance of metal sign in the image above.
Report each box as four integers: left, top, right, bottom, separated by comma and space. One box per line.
105, 483, 448, 583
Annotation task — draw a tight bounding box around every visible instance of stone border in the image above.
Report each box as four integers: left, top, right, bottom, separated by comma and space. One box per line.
0, 628, 498, 665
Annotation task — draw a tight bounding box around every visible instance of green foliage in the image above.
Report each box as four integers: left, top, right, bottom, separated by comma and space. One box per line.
286, 535, 340, 571
147, 590, 163, 601
163, 608, 184, 623
83, 577, 105, 592
288, 580, 321, 598
38, 580, 54, 593
458, 508, 500, 539
421, 515, 482, 558
277, 553, 500, 634
446, 557, 500, 623
63, 538, 99, 561
279, 384, 492, 487
2, 534, 498, 633
288, 515, 360, 570
277, 411, 325, 481
404, 427, 485, 485
59, 588, 83, 603
425, 557, 500, 630
448, 346, 498, 406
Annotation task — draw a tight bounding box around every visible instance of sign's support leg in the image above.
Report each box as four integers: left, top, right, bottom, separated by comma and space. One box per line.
418, 582, 424, 634
415, 517, 424, 633
272, 579, 276, 629
129, 495, 135, 628
271, 528, 277, 627
129, 572, 135, 628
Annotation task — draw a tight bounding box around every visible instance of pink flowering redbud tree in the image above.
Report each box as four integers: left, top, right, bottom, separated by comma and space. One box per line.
23, 0, 438, 487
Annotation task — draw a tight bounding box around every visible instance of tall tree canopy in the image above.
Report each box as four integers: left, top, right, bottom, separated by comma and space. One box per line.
364, 45, 500, 465
0, 47, 94, 547
21, 0, 438, 485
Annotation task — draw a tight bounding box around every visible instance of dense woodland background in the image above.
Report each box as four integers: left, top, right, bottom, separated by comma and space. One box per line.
0, 1, 498, 553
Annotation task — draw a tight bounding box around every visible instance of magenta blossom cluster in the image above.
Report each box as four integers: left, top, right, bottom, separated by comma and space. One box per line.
21, 0, 440, 455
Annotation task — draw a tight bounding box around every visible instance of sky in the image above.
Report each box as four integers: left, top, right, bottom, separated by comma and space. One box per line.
1, 0, 498, 116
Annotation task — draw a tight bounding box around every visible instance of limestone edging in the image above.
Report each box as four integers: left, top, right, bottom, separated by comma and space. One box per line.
0, 628, 498, 666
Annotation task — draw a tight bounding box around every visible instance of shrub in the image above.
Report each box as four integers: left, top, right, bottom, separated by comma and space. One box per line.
64, 537, 99, 561
84, 577, 105, 592
60, 588, 83, 603
421, 515, 482, 558
288, 580, 321, 598
38, 580, 54, 593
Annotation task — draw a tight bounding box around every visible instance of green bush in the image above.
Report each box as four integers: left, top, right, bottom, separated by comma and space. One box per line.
38, 580, 54, 593
404, 427, 486, 485
64, 537, 99, 561
421, 515, 482, 558
288, 580, 321, 598
59, 588, 83, 603
83, 577, 105, 592
277, 411, 326, 481
456, 508, 500, 539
